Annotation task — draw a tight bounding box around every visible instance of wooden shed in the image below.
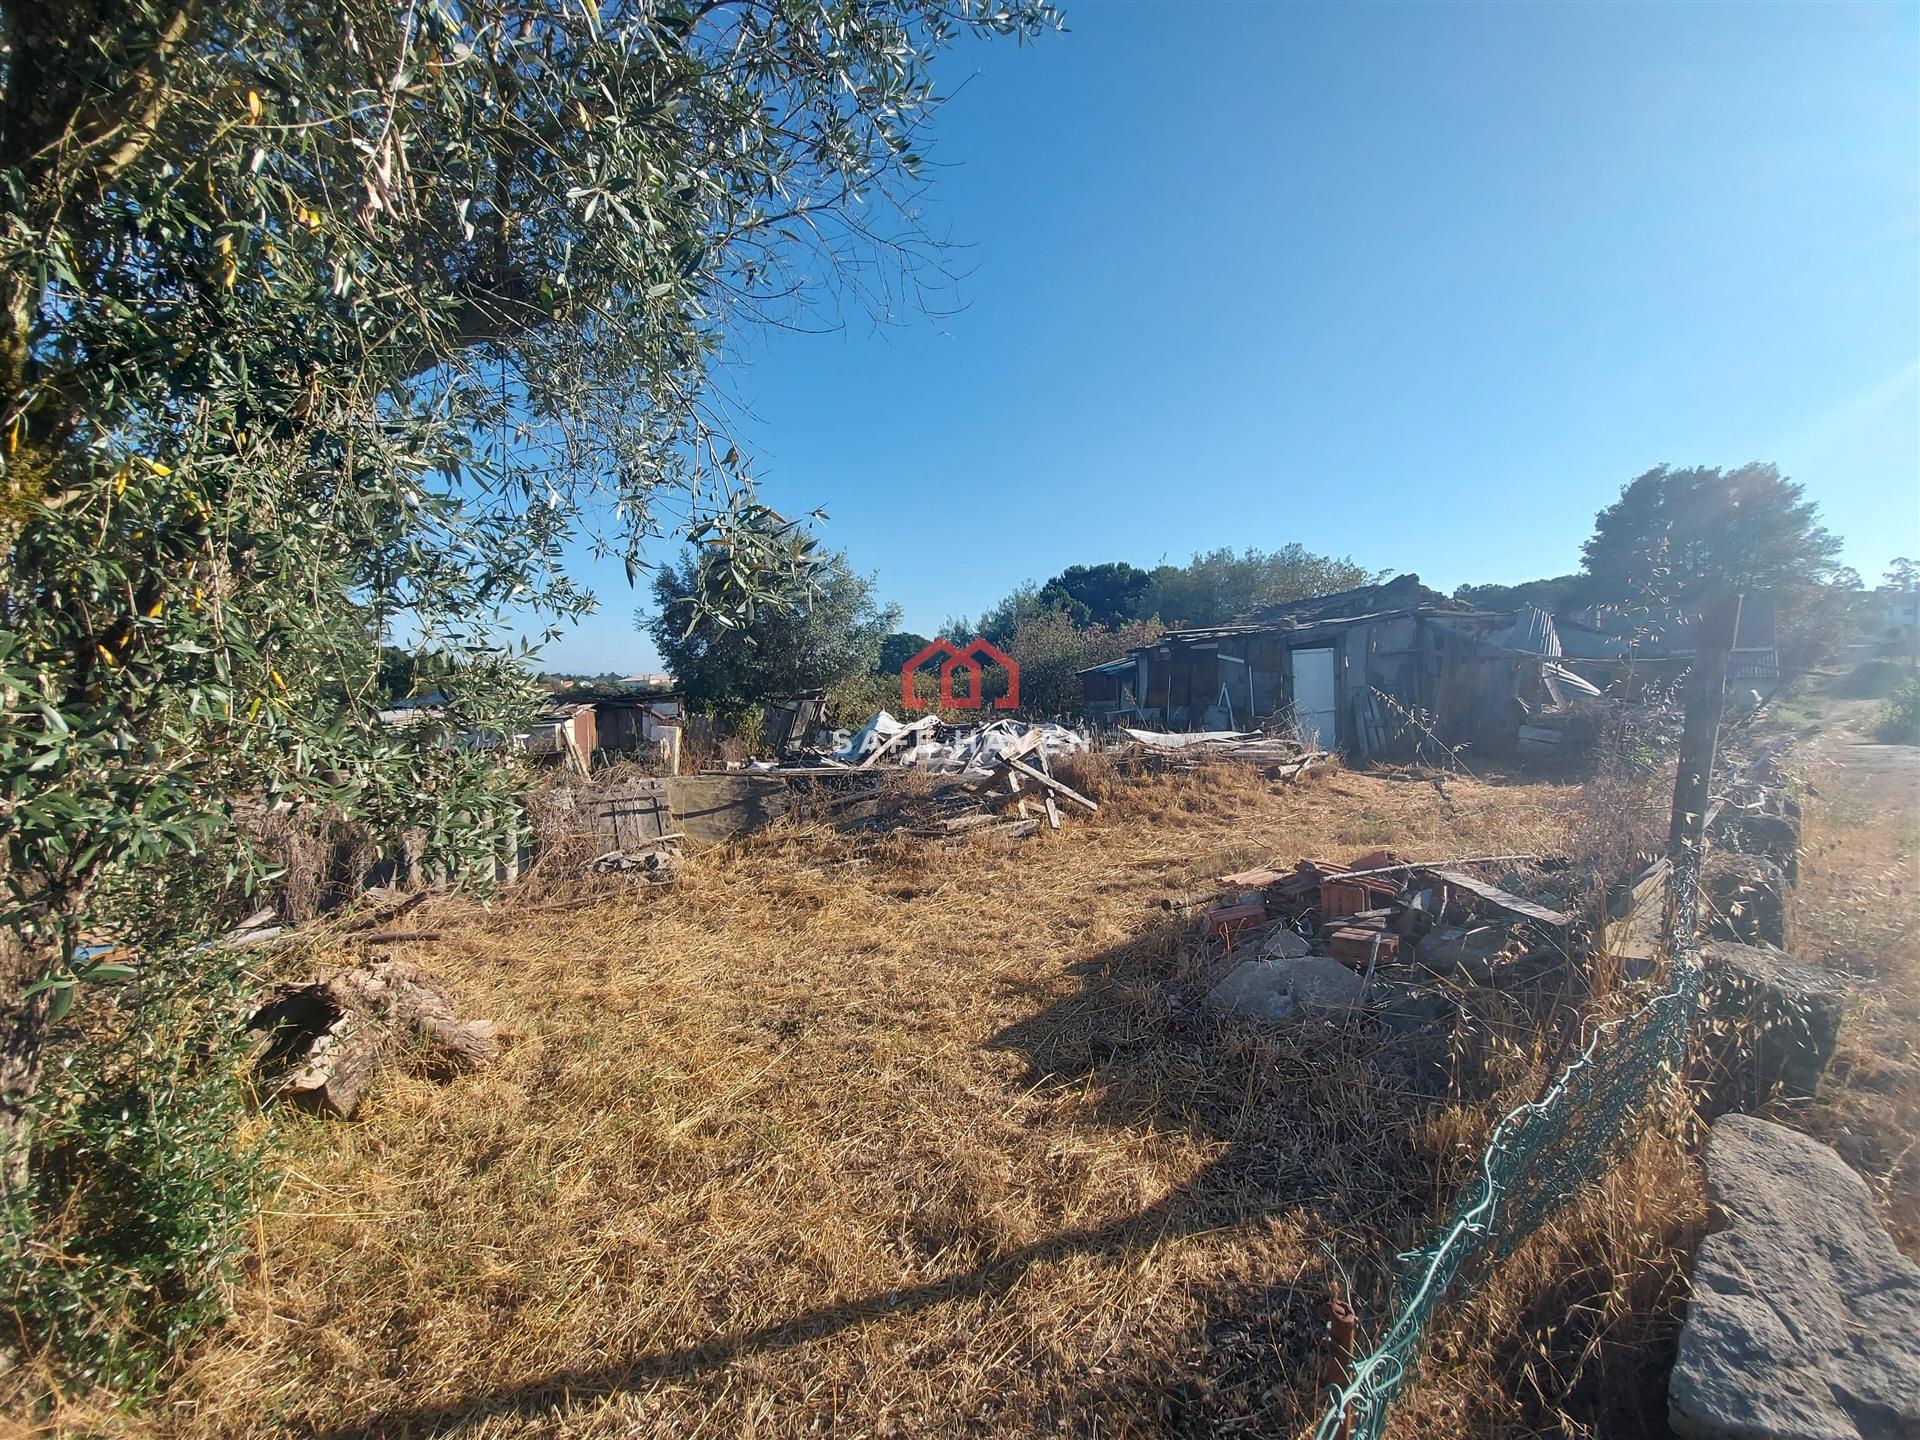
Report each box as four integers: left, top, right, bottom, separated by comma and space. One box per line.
1083, 575, 1561, 760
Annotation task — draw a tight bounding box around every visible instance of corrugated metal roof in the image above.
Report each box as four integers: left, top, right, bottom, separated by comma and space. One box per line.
1241, 572, 1458, 626
1505, 604, 1562, 657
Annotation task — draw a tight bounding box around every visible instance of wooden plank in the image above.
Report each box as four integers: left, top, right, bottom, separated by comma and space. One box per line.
698, 764, 870, 777
1216, 865, 1299, 889
592, 779, 672, 852
1005, 757, 1097, 812
1425, 868, 1570, 928
996, 728, 1048, 767
943, 817, 1041, 846
1218, 853, 1539, 890
1039, 749, 1062, 829
858, 724, 916, 769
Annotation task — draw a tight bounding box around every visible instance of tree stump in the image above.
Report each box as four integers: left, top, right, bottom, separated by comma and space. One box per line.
250, 958, 497, 1117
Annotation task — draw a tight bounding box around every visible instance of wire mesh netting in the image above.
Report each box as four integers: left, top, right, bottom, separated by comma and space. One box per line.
1313, 947, 1705, 1438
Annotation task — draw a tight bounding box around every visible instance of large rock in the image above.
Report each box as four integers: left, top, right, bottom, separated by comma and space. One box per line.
1670, 1114, 1920, 1440
1371, 981, 1456, 1035
1705, 853, 1792, 950
1205, 960, 1298, 1023
1205, 955, 1365, 1023
1261, 925, 1313, 959
1285, 956, 1368, 1012
1719, 809, 1803, 885
1704, 941, 1847, 1103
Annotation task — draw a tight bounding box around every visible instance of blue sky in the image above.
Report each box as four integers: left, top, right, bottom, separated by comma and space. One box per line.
538, 0, 1920, 674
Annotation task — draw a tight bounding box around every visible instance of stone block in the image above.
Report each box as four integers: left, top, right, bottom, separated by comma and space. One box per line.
1670, 1114, 1920, 1440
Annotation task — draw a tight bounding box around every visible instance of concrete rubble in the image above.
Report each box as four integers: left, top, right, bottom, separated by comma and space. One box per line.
1190, 852, 1566, 1021
1193, 848, 1573, 1030
1205, 954, 1367, 1023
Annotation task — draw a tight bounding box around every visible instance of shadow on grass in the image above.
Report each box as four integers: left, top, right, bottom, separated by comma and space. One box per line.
299, 917, 1466, 1438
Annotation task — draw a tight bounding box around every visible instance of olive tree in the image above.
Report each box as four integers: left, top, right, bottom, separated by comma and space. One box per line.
645, 521, 900, 715
0, 0, 1055, 1197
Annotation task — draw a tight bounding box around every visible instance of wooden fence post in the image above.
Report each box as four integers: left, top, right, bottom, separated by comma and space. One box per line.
1665, 590, 1743, 946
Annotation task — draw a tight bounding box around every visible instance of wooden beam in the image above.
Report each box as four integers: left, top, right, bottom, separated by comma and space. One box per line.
858, 724, 915, 769
1005, 757, 1097, 812
1425, 869, 1569, 928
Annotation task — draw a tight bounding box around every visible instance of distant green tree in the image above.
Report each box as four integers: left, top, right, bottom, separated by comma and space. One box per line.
972, 544, 1368, 645
875, 632, 934, 677
644, 531, 900, 715
1778, 568, 1867, 673
974, 582, 1052, 645
1452, 574, 1589, 613
1002, 611, 1162, 718
1142, 544, 1371, 628
1580, 464, 1842, 602
1036, 562, 1153, 629
1885, 558, 1920, 592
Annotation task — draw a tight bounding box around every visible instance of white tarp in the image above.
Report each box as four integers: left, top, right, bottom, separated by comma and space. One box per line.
1122, 728, 1260, 750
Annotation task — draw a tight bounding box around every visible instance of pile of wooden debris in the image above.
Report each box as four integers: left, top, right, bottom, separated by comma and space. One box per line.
147, 893, 505, 1121
248, 954, 496, 1118
1120, 726, 1327, 779
844, 723, 1100, 845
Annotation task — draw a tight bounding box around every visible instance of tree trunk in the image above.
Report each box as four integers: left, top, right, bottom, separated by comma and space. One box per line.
250, 958, 497, 1118
0, 929, 52, 1201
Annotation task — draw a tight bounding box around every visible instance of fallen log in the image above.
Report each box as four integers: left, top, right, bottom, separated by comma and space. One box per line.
250, 957, 497, 1117
280, 1012, 387, 1117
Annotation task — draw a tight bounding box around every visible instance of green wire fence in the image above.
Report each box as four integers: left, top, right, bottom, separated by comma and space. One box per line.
1313, 932, 1705, 1438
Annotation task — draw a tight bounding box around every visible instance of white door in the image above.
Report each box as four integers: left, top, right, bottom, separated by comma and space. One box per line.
1289, 649, 1338, 749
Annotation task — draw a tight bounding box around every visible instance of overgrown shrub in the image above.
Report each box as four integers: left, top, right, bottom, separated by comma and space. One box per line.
1876, 676, 1920, 745
1841, 658, 1912, 699
4, 942, 267, 1398
4, 770, 526, 1399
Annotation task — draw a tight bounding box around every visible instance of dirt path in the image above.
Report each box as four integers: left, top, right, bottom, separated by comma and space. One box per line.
1773, 688, 1920, 1252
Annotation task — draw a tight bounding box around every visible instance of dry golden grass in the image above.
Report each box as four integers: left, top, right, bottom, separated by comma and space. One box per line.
36, 759, 1688, 1439
1786, 699, 1920, 1253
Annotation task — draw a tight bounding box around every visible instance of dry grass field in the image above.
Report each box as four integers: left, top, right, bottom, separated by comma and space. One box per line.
33, 703, 1909, 1440
26, 758, 1643, 1440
